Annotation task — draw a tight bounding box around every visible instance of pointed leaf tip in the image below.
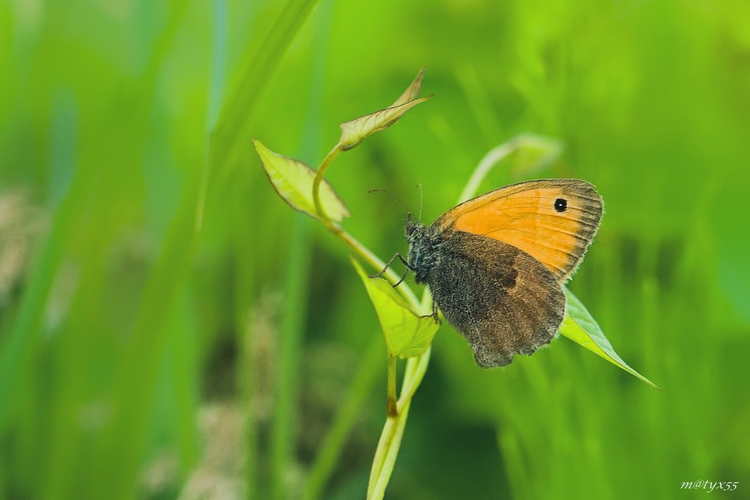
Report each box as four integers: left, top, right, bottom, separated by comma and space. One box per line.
253, 139, 350, 222
392, 66, 425, 107
559, 287, 660, 390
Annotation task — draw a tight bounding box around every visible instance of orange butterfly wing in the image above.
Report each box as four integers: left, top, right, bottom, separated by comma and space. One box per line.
433, 179, 603, 281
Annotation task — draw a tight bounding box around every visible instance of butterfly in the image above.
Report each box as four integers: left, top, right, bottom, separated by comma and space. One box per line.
403, 179, 603, 368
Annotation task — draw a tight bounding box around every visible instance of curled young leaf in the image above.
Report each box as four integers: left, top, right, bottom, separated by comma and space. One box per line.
392, 66, 425, 106
352, 259, 438, 359
337, 68, 432, 151
559, 286, 660, 390
254, 139, 350, 222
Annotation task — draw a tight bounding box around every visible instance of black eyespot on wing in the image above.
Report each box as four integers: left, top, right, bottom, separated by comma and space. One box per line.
554, 198, 567, 212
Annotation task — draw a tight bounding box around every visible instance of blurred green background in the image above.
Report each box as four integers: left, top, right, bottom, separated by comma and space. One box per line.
2, 0, 749, 498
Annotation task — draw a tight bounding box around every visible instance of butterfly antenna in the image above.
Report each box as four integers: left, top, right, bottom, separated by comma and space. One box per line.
416, 183, 423, 223
368, 188, 411, 214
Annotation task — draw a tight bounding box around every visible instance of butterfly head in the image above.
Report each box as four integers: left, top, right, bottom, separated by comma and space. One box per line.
405, 212, 421, 237
405, 214, 438, 284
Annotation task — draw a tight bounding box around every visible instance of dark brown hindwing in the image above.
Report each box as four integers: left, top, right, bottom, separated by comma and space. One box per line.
428, 231, 566, 368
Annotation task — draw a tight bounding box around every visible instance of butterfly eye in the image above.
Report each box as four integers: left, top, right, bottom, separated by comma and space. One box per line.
554, 198, 567, 213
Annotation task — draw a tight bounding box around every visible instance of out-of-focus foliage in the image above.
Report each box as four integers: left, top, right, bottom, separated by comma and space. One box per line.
1, 0, 749, 499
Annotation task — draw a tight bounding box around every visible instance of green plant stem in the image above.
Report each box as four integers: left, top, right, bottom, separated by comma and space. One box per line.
368, 399, 412, 500
312, 145, 342, 220
366, 346, 431, 500
325, 222, 421, 309
367, 136, 536, 498
387, 355, 398, 417
306, 131, 431, 499
309, 143, 420, 306
397, 343, 432, 411
312, 126, 543, 500
309, 152, 429, 498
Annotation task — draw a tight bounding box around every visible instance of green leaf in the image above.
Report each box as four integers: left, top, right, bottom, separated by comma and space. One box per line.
253, 139, 350, 222
337, 68, 431, 151
560, 287, 660, 390
352, 259, 438, 359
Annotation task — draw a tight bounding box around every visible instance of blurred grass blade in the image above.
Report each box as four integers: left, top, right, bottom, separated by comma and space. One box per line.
271, 0, 336, 493
352, 259, 438, 359
303, 336, 384, 500
254, 139, 350, 222
209, 0, 321, 184
195, 0, 230, 231
272, 215, 313, 500
88, 0, 322, 495
91, 178, 203, 500
560, 287, 660, 390
0, 204, 69, 430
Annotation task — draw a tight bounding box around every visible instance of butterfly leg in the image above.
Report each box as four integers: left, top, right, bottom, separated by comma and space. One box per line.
414, 302, 441, 324
392, 267, 410, 287
430, 304, 441, 324
413, 303, 443, 325
429, 275, 441, 324
369, 252, 411, 282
